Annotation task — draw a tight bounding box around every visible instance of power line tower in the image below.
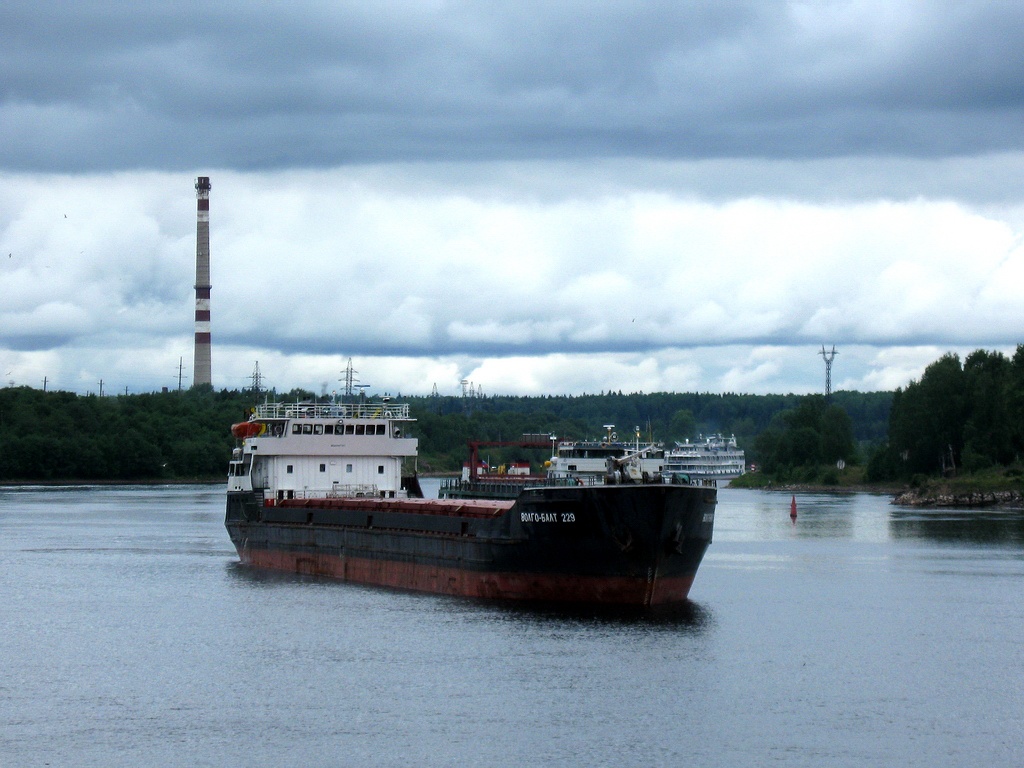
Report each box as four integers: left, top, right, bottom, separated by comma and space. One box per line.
341, 358, 358, 399
250, 361, 263, 400
820, 345, 838, 400
431, 383, 440, 414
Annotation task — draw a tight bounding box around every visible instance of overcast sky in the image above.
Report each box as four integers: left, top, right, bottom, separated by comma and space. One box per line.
2, 1, 1023, 398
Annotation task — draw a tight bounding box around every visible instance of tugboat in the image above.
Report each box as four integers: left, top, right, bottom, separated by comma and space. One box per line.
225, 396, 716, 605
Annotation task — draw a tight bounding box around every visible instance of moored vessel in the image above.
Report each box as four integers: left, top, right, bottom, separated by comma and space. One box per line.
225, 396, 715, 605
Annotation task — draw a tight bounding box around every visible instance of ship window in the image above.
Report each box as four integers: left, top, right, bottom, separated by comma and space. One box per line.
345, 424, 354, 434
292, 424, 301, 434
314, 424, 324, 435
287, 465, 294, 474
378, 465, 384, 474
302, 424, 312, 434
568, 464, 577, 471
376, 424, 386, 435
346, 464, 353, 473
319, 463, 326, 472
325, 425, 334, 434
356, 425, 366, 435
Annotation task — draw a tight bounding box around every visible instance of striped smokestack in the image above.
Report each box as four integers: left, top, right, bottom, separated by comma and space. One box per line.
193, 176, 212, 387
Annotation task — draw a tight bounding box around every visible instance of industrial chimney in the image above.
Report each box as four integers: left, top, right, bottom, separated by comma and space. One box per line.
193, 176, 212, 387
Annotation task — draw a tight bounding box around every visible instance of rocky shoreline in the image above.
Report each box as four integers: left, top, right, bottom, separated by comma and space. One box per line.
892, 489, 1024, 508
748, 482, 1024, 508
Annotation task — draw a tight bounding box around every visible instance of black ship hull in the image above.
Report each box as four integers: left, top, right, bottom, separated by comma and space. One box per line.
225, 483, 715, 606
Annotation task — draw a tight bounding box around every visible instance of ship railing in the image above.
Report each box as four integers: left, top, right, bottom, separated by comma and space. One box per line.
536, 475, 606, 488
440, 478, 530, 497
253, 402, 410, 421
544, 473, 604, 487
440, 474, 604, 493
303, 484, 383, 499
328, 483, 381, 498
260, 484, 386, 502
660, 473, 716, 487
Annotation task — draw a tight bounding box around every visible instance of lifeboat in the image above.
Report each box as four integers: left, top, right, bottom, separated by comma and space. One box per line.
231, 421, 265, 439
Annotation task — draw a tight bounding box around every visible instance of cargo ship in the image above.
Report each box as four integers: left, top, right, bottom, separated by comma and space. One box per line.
225, 398, 715, 605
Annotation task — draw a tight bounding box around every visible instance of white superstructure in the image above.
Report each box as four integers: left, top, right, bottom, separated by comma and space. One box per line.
546, 425, 666, 484
227, 399, 418, 502
663, 434, 745, 486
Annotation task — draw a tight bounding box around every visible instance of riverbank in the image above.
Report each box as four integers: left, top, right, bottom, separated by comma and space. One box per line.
731, 464, 1024, 507
892, 488, 1024, 508
748, 482, 904, 496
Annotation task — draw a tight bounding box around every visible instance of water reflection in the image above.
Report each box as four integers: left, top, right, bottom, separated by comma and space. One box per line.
719, 489, 893, 542
225, 560, 342, 588
225, 560, 712, 629
727, 489, 1024, 547
888, 508, 1024, 546
478, 597, 713, 632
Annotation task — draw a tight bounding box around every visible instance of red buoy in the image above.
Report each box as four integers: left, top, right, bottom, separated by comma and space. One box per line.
790, 495, 797, 520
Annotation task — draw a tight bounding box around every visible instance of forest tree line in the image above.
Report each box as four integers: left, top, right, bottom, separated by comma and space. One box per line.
0, 384, 890, 481
1, 346, 1020, 484
866, 347, 1024, 482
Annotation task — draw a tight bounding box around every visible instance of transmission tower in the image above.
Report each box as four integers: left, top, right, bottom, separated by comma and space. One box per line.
250, 361, 263, 399
820, 345, 838, 399
341, 358, 358, 398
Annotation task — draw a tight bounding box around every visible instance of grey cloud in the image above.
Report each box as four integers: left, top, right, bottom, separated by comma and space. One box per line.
3, 2, 1024, 172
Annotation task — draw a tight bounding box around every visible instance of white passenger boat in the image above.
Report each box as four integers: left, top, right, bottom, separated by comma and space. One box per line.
663, 434, 745, 486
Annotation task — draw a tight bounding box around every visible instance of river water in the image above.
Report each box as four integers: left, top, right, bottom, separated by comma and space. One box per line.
1, 483, 1023, 767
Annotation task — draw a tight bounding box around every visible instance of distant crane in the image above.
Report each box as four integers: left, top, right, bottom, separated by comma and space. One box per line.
820, 345, 838, 400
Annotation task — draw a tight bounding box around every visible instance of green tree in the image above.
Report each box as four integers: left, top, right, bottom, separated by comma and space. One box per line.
888, 353, 966, 475
961, 349, 1013, 469
667, 409, 697, 442
750, 395, 856, 480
